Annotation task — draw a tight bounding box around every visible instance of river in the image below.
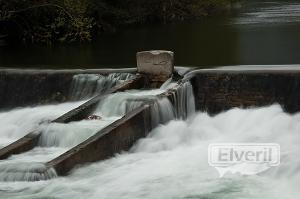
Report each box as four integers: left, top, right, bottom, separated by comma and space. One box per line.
1, 0, 300, 68
1, 1, 300, 198
1, 86, 300, 198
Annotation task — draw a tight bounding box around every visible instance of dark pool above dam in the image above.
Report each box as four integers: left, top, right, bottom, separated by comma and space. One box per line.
1, 0, 300, 68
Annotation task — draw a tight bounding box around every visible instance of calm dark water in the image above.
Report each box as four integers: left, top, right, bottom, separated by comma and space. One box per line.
1, 0, 300, 68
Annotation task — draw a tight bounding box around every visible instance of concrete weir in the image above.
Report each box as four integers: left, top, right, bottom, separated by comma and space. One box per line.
44, 50, 178, 176
0, 50, 180, 179
45, 81, 193, 176
2, 50, 300, 180
47, 105, 151, 176
0, 68, 137, 110
189, 69, 300, 114
0, 75, 145, 160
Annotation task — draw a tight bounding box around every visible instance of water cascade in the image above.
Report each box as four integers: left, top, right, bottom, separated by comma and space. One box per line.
0, 72, 134, 181
0, 77, 196, 182
0, 104, 299, 198
0, 157, 57, 181
0, 117, 121, 181
0, 101, 84, 149
168, 81, 195, 120
0, 73, 134, 149
96, 81, 195, 127
69, 73, 134, 100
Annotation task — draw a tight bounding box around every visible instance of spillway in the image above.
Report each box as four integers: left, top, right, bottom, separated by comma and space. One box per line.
69, 73, 134, 100
1, 104, 299, 198
0, 72, 138, 181
1, 63, 300, 198
96, 81, 195, 126
0, 75, 196, 182
0, 118, 119, 181
0, 72, 134, 148
0, 101, 83, 148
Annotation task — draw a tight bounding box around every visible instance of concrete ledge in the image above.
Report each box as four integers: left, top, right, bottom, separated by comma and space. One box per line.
0, 68, 137, 75
2, 76, 188, 177
45, 79, 196, 177
0, 72, 74, 109
0, 75, 145, 160
54, 75, 145, 123
190, 70, 300, 114
46, 105, 151, 176
0, 69, 137, 110
0, 132, 40, 160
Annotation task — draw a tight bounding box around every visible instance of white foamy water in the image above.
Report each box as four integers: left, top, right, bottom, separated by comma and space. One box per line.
95, 89, 176, 126
96, 81, 195, 126
0, 118, 119, 182
0, 79, 195, 182
38, 118, 119, 148
235, 1, 300, 25
69, 73, 134, 100
0, 101, 84, 148
0, 104, 299, 198
0, 148, 60, 181
0, 72, 139, 182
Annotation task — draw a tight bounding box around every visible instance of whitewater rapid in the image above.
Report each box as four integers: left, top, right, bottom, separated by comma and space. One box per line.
0, 104, 299, 198
0, 77, 194, 182
96, 81, 195, 126
0, 73, 135, 181
0, 101, 84, 148
0, 72, 135, 148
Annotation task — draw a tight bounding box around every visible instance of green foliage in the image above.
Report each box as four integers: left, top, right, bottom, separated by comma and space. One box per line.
55, 0, 94, 42
0, 0, 94, 43
0, 0, 234, 43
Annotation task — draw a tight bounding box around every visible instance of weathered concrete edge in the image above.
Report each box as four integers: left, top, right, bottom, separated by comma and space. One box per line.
0, 68, 137, 75
46, 105, 151, 176
0, 66, 190, 76
0, 75, 145, 160
188, 70, 300, 114
45, 80, 192, 176
185, 68, 300, 77
0, 70, 138, 110
0, 132, 40, 160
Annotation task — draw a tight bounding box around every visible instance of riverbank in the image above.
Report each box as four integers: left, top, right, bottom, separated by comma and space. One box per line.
3, 1, 300, 68
0, 0, 238, 44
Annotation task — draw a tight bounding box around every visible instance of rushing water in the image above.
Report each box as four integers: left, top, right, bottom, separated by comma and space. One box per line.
95, 81, 195, 126
1, 0, 300, 68
1, 0, 300, 196
0, 118, 119, 182
0, 76, 298, 197
69, 73, 135, 100
0, 73, 135, 181
0, 104, 299, 198
0, 72, 134, 148
0, 77, 196, 183
0, 101, 83, 148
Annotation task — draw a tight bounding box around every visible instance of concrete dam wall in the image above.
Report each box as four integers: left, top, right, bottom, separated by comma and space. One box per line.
190, 70, 300, 114
0, 69, 136, 110
1, 51, 300, 181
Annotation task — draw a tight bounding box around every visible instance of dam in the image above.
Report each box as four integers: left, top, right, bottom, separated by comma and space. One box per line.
0, 50, 300, 197
2, 0, 300, 197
